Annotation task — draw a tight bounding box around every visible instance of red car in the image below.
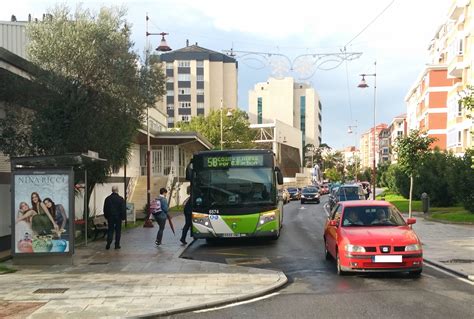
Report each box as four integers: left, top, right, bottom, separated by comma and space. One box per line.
323, 200, 423, 276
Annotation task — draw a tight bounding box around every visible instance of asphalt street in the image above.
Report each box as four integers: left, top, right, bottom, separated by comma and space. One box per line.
172, 196, 474, 319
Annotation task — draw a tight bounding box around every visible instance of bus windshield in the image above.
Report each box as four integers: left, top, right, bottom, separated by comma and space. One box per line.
192, 167, 275, 210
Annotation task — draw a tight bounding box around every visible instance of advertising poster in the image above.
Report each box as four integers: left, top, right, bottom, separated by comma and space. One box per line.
12, 170, 73, 255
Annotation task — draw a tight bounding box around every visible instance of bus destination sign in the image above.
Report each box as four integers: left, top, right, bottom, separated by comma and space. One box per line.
204, 155, 264, 168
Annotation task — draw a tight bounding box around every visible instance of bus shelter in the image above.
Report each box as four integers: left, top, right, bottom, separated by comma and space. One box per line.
10, 152, 106, 265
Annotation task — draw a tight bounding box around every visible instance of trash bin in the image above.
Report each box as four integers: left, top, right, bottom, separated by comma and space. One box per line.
421, 192, 429, 214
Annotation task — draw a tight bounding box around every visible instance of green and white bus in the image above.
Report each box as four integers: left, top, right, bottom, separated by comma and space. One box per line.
185, 149, 284, 240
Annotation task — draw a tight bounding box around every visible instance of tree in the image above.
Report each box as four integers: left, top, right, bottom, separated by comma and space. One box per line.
324, 167, 342, 182
176, 108, 255, 149
394, 130, 435, 217
0, 5, 165, 215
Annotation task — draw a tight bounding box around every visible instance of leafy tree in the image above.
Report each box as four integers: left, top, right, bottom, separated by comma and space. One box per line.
447, 149, 474, 212
324, 167, 342, 182
0, 5, 165, 215
394, 130, 435, 217
176, 108, 255, 149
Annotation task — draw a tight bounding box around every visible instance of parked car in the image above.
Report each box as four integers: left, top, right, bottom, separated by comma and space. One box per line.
323, 200, 423, 276
300, 186, 320, 204
328, 187, 339, 209
320, 183, 330, 195
287, 187, 301, 200
329, 184, 365, 210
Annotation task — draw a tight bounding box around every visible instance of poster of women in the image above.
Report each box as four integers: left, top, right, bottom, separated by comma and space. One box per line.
12, 170, 73, 255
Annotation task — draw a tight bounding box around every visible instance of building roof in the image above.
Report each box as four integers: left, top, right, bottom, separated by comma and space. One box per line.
158, 44, 237, 64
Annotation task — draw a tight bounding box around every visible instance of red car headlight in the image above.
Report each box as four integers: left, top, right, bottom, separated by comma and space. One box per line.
405, 244, 422, 251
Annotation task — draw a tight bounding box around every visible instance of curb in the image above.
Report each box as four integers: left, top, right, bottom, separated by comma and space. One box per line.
139, 271, 288, 318
424, 216, 474, 226
423, 258, 473, 282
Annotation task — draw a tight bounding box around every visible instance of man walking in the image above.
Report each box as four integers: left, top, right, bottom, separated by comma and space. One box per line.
155, 188, 169, 246
103, 186, 126, 250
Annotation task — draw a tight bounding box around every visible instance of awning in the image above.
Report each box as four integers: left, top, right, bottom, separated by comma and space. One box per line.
134, 130, 213, 153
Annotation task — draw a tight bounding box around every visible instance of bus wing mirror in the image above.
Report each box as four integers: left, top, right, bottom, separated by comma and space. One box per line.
185, 163, 193, 181
275, 167, 283, 185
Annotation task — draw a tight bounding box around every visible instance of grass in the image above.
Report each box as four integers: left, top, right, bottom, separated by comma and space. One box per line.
430, 207, 474, 223
168, 205, 184, 213
376, 191, 422, 212
377, 190, 474, 223
0, 264, 17, 274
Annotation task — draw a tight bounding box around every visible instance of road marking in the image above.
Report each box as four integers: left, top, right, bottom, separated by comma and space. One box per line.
323, 203, 330, 216
424, 263, 474, 286
194, 292, 280, 313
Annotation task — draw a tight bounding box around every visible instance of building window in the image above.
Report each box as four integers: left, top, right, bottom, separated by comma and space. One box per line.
178, 60, 190, 67
167, 90, 174, 96
197, 75, 204, 81
458, 131, 462, 146
181, 115, 190, 122
197, 102, 204, 109
300, 96, 306, 134
166, 62, 173, 69
166, 77, 174, 83
167, 104, 174, 110
458, 38, 463, 55
196, 89, 204, 95
257, 97, 262, 124
179, 88, 191, 95
167, 117, 174, 124
179, 102, 191, 108
458, 102, 463, 116
178, 74, 191, 81
197, 60, 204, 67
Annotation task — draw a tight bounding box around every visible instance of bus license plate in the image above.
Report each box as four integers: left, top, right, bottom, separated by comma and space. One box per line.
221, 233, 242, 238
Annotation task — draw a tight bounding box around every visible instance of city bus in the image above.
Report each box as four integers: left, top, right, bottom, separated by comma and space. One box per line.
185, 149, 284, 240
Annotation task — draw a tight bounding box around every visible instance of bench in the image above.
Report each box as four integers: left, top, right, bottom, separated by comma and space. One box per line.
93, 215, 108, 240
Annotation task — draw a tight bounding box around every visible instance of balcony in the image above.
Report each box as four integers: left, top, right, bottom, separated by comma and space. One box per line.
448, 0, 468, 20
448, 55, 464, 78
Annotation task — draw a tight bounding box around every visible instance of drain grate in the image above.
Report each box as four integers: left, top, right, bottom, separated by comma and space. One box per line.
88, 262, 109, 265
34, 288, 69, 294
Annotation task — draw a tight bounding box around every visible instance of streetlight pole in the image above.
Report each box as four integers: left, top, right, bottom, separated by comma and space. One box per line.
143, 14, 172, 227
358, 61, 377, 199
348, 121, 358, 181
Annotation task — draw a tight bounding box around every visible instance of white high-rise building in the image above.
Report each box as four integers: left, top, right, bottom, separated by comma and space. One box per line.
248, 77, 322, 149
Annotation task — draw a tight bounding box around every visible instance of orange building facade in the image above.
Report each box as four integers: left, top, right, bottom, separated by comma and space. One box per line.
406, 66, 456, 150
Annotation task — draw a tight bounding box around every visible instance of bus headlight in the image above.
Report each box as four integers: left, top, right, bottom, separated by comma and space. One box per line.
192, 213, 210, 227
259, 212, 276, 225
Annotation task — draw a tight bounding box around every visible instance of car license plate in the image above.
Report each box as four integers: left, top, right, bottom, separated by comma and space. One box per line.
373, 255, 402, 263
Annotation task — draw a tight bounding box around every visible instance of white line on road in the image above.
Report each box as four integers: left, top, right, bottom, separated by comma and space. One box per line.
194, 292, 280, 313
323, 203, 330, 216
424, 263, 474, 286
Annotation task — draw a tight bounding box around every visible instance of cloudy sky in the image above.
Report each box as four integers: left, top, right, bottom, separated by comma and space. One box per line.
2, 0, 451, 149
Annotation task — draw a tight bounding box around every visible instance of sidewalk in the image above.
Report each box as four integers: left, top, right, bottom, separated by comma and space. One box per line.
0, 215, 287, 318
408, 212, 474, 281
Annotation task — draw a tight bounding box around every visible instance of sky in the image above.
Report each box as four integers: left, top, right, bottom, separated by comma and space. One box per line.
2, 0, 451, 149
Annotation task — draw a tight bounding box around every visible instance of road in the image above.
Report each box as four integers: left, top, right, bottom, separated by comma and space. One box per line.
171, 196, 474, 319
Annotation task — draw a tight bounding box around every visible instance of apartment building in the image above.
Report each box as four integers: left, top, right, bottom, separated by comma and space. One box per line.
379, 127, 390, 164
406, 66, 455, 150
388, 113, 407, 162
444, 0, 474, 154
248, 77, 322, 149
158, 43, 238, 128
406, 0, 473, 155
359, 124, 388, 168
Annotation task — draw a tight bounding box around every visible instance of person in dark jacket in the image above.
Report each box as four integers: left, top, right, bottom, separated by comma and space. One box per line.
180, 187, 192, 245
155, 188, 169, 246
103, 186, 126, 250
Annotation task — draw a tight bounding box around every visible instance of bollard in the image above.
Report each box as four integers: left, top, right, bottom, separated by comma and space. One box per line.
421, 192, 430, 214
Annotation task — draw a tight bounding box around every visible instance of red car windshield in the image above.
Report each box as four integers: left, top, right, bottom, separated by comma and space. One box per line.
341, 206, 406, 227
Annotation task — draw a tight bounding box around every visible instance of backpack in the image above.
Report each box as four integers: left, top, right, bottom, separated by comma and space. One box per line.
150, 197, 162, 215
